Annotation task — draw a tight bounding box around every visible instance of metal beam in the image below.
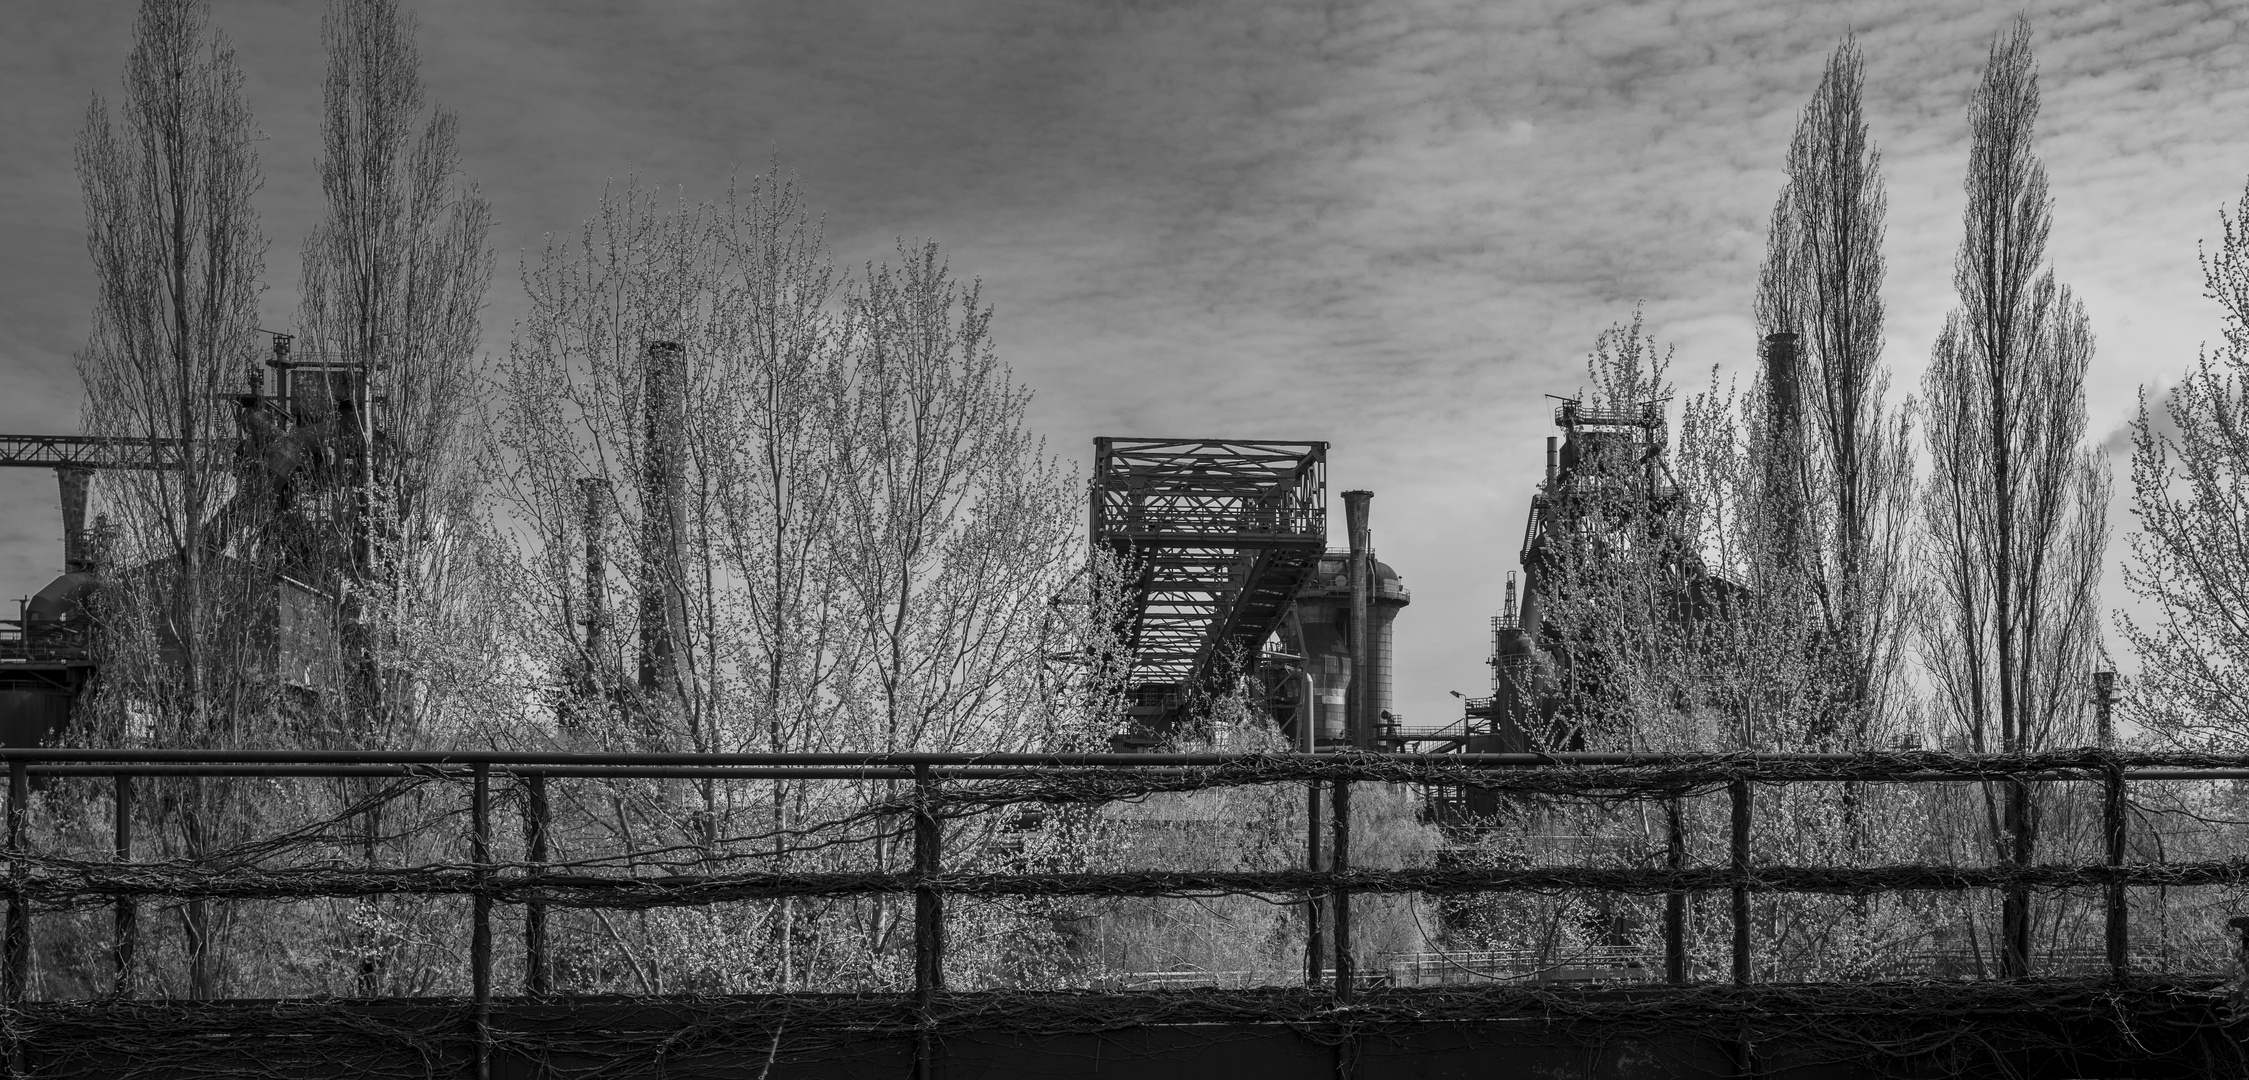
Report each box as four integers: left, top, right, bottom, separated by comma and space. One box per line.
0, 435, 180, 471
1092, 438, 1327, 699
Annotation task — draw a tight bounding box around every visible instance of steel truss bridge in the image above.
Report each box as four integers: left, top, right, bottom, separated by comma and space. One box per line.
0, 747, 2242, 1079
1091, 438, 1327, 721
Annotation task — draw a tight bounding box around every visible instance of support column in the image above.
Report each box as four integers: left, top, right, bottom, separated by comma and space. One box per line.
1342, 491, 1372, 751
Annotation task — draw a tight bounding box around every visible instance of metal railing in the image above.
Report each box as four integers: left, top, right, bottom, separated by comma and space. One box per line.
3, 747, 2248, 1075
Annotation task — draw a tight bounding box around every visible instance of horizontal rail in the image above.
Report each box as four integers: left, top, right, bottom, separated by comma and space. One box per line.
5, 747, 2249, 774
21, 764, 923, 780
6, 862, 2248, 906
4, 746, 2244, 1013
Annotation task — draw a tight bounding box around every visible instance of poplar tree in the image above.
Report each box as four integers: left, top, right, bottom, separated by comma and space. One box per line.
293, 0, 495, 995
1919, 19, 2108, 977
75, 0, 267, 998
76, 0, 266, 743
297, 0, 495, 749
1749, 35, 1916, 750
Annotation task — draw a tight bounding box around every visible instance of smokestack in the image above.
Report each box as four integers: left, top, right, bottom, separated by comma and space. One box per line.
2094, 670, 2117, 747
1343, 490, 1372, 751
57, 468, 91, 574
579, 478, 608, 655
1762, 333, 1801, 436
639, 342, 688, 695
1544, 437, 1558, 486
1762, 332, 1805, 562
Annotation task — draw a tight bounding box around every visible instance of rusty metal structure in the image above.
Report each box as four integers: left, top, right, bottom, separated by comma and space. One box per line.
1442, 394, 1687, 761
1090, 439, 1420, 750
0, 439, 160, 745
0, 333, 370, 742
1091, 438, 1330, 740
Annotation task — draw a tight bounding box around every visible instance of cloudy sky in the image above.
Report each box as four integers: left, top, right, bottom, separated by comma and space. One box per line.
2, 0, 2244, 732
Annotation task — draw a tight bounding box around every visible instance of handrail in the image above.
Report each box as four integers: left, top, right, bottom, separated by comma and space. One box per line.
0, 746, 2245, 771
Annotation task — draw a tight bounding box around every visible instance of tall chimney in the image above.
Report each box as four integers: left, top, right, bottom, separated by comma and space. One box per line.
2093, 670, 2117, 747
1544, 437, 1559, 487
579, 478, 608, 656
1762, 333, 1802, 437
639, 342, 688, 695
1761, 332, 1805, 562
1343, 490, 1372, 751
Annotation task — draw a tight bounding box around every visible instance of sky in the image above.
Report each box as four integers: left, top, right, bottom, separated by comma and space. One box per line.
1, 0, 2245, 735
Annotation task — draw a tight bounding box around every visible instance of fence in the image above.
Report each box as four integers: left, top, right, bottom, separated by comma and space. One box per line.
3, 746, 2248, 1078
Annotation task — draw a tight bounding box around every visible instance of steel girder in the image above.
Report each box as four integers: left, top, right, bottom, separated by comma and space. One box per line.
1091, 439, 1327, 700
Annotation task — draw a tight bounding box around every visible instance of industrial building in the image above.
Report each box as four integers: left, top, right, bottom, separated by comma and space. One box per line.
1089, 437, 1411, 750
0, 334, 359, 744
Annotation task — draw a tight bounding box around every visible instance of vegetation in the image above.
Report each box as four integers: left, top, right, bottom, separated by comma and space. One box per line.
32, 0, 2249, 1001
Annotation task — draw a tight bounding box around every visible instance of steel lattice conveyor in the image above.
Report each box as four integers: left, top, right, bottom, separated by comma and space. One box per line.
1091, 438, 1327, 730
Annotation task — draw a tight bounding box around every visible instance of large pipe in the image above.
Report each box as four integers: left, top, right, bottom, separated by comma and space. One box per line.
1343, 490, 1372, 751
1544, 437, 1558, 486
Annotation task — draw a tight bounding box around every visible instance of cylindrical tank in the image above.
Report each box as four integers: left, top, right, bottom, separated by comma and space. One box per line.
1289, 556, 1409, 746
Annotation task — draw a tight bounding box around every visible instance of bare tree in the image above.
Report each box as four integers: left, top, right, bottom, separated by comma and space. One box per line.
75, 0, 268, 999
492, 177, 1081, 990
2124, 181, 2249, 748
1918, 19, 2108, 977
1751, 35, 1917, 749
829, 242, 1080, 756
1529, 313, 1716, 752
291, 0, 495, 995
296, 0, 495, 748
76, 0, 267, 743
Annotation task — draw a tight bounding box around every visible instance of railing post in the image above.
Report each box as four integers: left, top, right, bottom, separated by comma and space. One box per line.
6, 758, 27, 1004
1665, 798, 1686, 984
471, 764, 492, 1080
5, 756, 23, 1076
913, 764, 941, 1080
1729, 779, 1750, 987
1330, 774, 1352, 1002
114, 774, 134, 997
2104, 763, 2128, 982
1305, 778, 1323, 987
2003, 777, 2032, 978
524, 772, 549, 996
